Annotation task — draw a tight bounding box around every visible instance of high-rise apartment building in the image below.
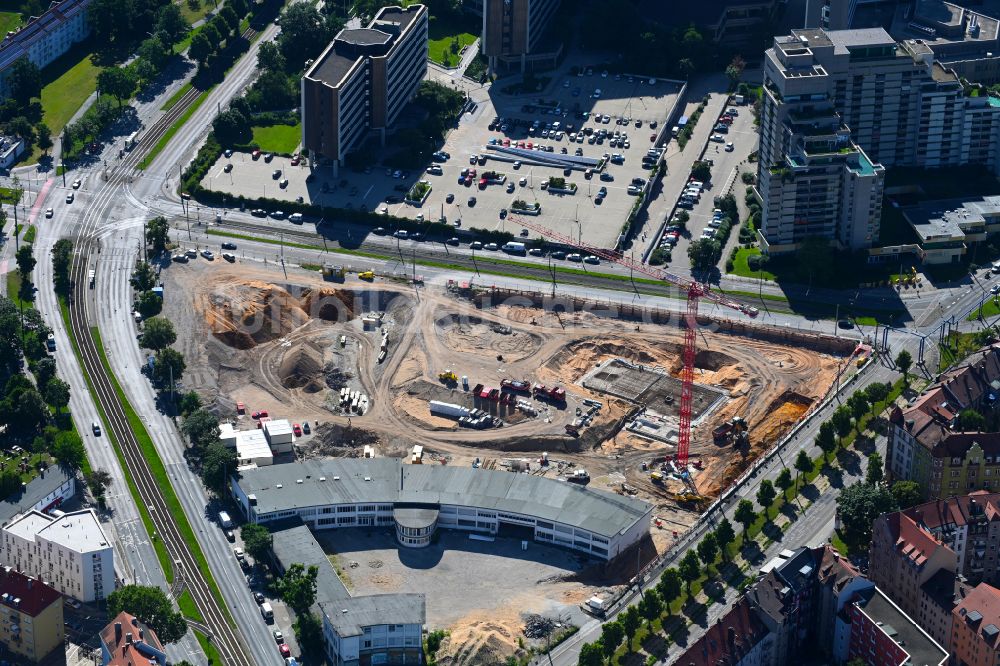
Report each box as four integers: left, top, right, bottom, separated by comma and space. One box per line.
481, 0, 560, 73
0, 509, 114, 602
301, 5, 428, 174
757, 27, 1000, 253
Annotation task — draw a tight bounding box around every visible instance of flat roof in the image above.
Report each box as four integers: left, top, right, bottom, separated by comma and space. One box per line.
271, 524, 349, 605
320, 594, 425, 638
5, 511, 54, 542
237, 433, 272, 460
237, 458, 651, 538
0, 465, 72, 526
904, 196, 1000, 242
857, 588, 947, 666
37, 509, 109, 552
264, 419, 293, 436
393, 506, 438, 529
338, 27, 391, 47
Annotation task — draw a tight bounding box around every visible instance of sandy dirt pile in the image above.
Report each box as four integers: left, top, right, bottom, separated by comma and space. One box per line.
436, 607, 529, 666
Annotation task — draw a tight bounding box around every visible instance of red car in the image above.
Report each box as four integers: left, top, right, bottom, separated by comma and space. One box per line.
290, 155, 300, 166
292, 423, 302, 436
252, 149, 261, 160
650, 133, 657, 142
279, 644, 291, 658
251, 410, 269, 420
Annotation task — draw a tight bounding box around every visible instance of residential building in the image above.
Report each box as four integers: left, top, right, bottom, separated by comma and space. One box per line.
100, 611, 166, 666
845, 586, 948, 666
902, 195, 1000, 265
804, 0, 854, 31
0, 136, 23, 170
816, 546, 875, 663
952, 582, 1000, 666
481, 0, 561, 73
0, 464, 75, 526
667, 597, 774, 666
756, 27, 1000, 254
231, 458, 652, 562
0, 509, 113, 602
272, 522, 425, 666
0, 567, 63, 663
868, 510, 959, 646
0, 0, 90, 99
301, 5, 428, 175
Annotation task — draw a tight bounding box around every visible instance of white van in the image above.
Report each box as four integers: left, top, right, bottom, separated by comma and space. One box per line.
260, 602, 274, 621
218, 511, 233, 529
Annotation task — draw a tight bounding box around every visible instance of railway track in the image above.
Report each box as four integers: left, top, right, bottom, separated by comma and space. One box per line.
65, 43, 257, 666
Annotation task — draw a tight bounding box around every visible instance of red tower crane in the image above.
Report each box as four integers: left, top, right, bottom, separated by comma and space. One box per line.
510, 216, 759, 468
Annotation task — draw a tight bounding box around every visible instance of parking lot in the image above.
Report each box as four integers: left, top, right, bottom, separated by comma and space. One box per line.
200, 67, 682, 250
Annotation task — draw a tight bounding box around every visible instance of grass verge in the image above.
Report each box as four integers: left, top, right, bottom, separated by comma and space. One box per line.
139, 89, 211, 170
87, 325, 233, 621
162, 82, 194, 111
57, 297, 175, 581
728, 247, 775, 281
969, 297, 1000, 321
177, 589, 203, 620
195, 629, 222, 665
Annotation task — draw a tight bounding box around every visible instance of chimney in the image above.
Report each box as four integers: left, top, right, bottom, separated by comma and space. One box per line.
126, 633, 133, 645
114, 622, 122, 644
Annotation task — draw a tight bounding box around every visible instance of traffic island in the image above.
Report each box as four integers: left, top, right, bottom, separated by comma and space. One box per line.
405, 180, 433, 206
511, 200, 541, 215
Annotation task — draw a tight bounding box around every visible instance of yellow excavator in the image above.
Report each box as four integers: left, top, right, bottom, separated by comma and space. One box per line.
438, 370, 458, 384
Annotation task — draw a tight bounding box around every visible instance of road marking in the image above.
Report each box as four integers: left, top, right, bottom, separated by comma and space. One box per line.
27, 178, 54, 224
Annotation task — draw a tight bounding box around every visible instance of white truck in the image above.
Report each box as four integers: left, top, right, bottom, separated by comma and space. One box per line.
430, 401, 471, 419
585, 596, 607, 616
218, 511, 233, 529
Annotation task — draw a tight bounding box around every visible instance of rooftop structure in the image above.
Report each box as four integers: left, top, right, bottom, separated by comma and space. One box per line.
0, 567, 63, 663
848, 587, 948, 666
99, 611, 166, 666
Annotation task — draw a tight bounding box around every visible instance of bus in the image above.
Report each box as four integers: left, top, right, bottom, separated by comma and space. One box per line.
124, 132, 139, 151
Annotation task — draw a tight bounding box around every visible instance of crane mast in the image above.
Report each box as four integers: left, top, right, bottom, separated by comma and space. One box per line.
510, 215, 758, 469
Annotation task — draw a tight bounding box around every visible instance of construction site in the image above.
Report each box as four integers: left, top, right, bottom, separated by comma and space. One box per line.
161, 259, 856, 663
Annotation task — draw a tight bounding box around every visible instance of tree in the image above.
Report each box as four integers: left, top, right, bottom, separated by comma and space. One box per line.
189, 32, 213, 65
677, 57, 694, 78
620, 604, 641, 652
139, 317, 176, 351
848, 391, 870, 432
836, 481, 898, 544
146, 216, 170, 254
131, 261, 156, 291
687, 238, 721, 272
200, 442, 235, 496
725, 55, 746, 89
152, 347, 185, 386
241, 523, 272, 562
34, 357, 56, 390
275, 563, 319, 615
137, 36, 170, 79
51, 239, 73, 294
97, 67, 137, 107
201, 22, 223, 51
219, 6, 239, 34
107, 585, 187, 643
44, 377, 70, 413
8, 57, 40, 104
52, 429, 85, 468
756, 479, 776, 519
866, 451, 884, 486
697, 532, 719, 567
277, 4, 334, 71
714, 518, 735, 561
294, 612, 324, 659
257, 40, 285, 72
212, 109, 251, 146
638, 589, 663, 630
178, 391, 202, 416
831, 407, 853, 444
776, 468, 793, 495
36, 123, 52, 155
577, 642, 603, 666
679, 549, 701, 594
735, 499, 756, 542
155, 4, 187, 47
891, 480, 924, 509
690, 160, 712, 183
6, 116, 35, 149
657, 568, 682, 612
960, 408, 987, 432
865, 381, 892, 406
229, 0, 248, 18
136, 290, 162, 318
794, 449, 813, 489
15, 244, 35, 282
181, 408, 218, 450
896, 350, 913, 382
600, 620, 624, 660
85, 468, 113, 500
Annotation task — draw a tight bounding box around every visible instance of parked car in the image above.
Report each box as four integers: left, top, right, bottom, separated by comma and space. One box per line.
567, 253, 582, 262
583, 255, 600, 264
292, 423, 302, 436
551, 250, 567, 260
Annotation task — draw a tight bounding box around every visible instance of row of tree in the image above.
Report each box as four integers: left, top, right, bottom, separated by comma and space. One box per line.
189, 3, 248, 71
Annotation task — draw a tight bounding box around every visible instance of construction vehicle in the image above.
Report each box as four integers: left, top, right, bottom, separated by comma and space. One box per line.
650, 471, 664, 484
672, 492, 709, 507
438, 370, 458, 384
713, 416, 748, 445
565, 423, 580, 437
532, 384, 567, 403
567, 469, 590, 484
322, 264, 346, 282
500, 379, 531, 393
512, 215, 758, 471
358, 270, 375, 281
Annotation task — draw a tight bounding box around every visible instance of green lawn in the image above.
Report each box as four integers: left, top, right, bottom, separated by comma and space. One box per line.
426, 12, 478, 67
729, 247, 776, 281
250, 122, 301, 154
32, 44, 100, 163
0, 11, 21, 36
179, 0, 216, 27
969, 297, 1000, 321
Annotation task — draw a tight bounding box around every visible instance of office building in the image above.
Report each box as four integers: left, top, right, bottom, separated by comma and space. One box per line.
481, 0, 561, 73
0, 567, 62, 663
231, 458, 651, 562
301, 5, 428, 175
901, 195, 1000, 264
219, 423, 274, 469
1, 509, 113, 602
272, 523, 424, 666
846, 586, 948, 666
100, 611, 166, 666
0, 0, 90, 100
757, 27, 1000, 254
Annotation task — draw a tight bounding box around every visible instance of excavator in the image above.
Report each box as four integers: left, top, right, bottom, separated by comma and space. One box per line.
438, 370, 458, 384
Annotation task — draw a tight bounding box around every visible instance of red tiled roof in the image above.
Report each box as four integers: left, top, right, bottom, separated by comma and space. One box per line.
905, 492, 1000, 532
940, 345, 1000, 409
881, 512, 943, 569
674, 597, 769, 666
100, 611, 165, 666
0, 567, 60, 618
954, 583, 1000, 647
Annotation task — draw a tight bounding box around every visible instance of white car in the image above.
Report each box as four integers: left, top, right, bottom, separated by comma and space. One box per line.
583, 255, 600, 264
725, 142, 735, 152
711, 134, 726, 143
201, 250, 214, 260
289, 213, 304, 223
71, 179, 81, 189
992, 284, 1000, 295
519, 177, 527, 186
45, 208, 53, 218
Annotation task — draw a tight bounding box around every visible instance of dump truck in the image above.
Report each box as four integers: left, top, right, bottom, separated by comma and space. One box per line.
712, 416, 748, 443
501, 379, 531, 393
533, 384, 567, 402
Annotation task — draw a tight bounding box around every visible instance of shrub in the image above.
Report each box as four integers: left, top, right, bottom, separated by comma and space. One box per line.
741, 172, 755, 185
